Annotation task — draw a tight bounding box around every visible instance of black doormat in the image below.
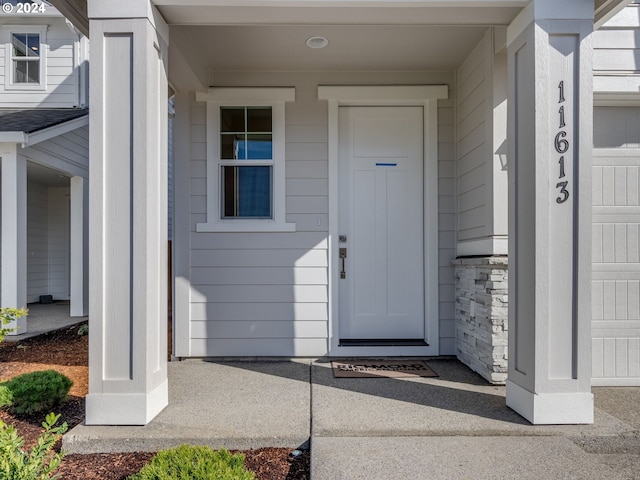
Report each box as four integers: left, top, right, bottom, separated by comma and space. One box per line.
331, 360, 438, 378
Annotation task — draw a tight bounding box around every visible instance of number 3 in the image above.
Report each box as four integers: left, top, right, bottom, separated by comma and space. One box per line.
556, 181, 569, 204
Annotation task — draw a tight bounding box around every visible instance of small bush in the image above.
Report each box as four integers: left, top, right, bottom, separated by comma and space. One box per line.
1, 370, 72, 415
0, 412, 67, 480
0, 385, 12, 408
76, 324, 88, 336
0, 307, 28, 343
127, 445, 256, 480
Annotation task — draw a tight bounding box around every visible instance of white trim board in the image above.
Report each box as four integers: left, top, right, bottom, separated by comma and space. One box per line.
457, 236, 508, 257
319, 85, 447, 357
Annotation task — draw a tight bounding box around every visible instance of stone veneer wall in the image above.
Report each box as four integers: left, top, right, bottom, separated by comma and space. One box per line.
452, 257, 508, 384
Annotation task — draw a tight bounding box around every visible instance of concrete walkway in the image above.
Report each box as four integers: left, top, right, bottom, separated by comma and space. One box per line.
63, 359, 640, 479
3, 302, 87, 342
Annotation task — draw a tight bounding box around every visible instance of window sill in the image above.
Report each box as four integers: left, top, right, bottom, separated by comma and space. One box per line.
196, 221, 296, 233
5, 83, 46, 91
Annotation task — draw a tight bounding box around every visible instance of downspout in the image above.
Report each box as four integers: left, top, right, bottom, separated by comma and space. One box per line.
65, 19, 88, 108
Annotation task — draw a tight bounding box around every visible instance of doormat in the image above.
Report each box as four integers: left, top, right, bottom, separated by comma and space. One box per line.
331, 360, 438, 378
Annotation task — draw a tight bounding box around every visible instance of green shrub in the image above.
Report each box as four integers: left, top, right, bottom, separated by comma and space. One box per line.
0, 307, 28, 343
127, 445, 256, 480
0, 385, 12, 408
1, 371, 72, 415
0, 412, 67, 480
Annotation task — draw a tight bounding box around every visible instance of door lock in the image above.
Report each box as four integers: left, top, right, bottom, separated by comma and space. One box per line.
339, 248, 347, 279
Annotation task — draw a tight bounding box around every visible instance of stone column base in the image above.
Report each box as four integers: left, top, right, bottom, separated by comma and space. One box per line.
452, 256, 508, 384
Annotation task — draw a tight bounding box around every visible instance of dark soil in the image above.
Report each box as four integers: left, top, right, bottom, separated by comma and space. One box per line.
0, 324, 310, 479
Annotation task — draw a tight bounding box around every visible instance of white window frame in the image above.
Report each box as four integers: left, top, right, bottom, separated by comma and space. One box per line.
3, 25, 47, 91
195, 87, 296, 232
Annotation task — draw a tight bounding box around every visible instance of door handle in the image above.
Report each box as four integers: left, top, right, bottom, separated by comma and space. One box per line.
339, 248, 347, 279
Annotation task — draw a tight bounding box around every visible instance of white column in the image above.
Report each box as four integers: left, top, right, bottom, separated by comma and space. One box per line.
1, 144, 27, 334
172, 93, 192, 358
70, 176, 88, 317
86, 0, 169, 425
506, 0, 594, 424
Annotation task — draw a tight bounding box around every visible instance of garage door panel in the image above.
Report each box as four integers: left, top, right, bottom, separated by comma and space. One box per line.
594, 165, 640, 206
592, 278, 640, 321
615, 166, 628, 205
628, 167, 639, 204
602, 166, 615, 205
592, 222, 640, 263
629, 224, 639, 261
593, 337, 640, 380
593, 166, 603, 205
593, 114, 640, 385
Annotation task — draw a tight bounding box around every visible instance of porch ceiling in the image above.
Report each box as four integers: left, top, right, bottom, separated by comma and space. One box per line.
173, 24, 490, 73
26, 162, 71, 187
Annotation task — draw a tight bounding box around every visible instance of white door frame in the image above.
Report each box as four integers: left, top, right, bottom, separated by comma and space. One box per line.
319, 85, 448, 357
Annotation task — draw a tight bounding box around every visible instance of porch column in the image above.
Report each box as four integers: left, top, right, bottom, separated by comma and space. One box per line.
86, 0, 169, 425
0, 143, 27, 334
70, 176, 88, 317
506, 1, 594, 424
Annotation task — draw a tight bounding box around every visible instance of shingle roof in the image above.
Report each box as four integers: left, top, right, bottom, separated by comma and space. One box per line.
0, 108, 88, 133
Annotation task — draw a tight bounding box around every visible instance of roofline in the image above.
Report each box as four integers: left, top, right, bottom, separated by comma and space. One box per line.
595, 0, 633, 29
47, 0, 88, 36
51, 0, 630, 34
0, 113, 88, 147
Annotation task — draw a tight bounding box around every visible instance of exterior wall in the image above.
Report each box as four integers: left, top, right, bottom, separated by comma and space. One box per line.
453, 257, 508, 384
456, 31, 491, 243
22, 125, 90, 177
26, 180, 48, 303
455, 28, 508, 256
177, 70, 456, 357
0, 15, 84, 108
593, 1, 640, 94
48, 187, 70, 300
25, 181, 71, 303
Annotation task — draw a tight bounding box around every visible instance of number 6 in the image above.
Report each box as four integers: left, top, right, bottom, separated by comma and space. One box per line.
555, 131, 569, 154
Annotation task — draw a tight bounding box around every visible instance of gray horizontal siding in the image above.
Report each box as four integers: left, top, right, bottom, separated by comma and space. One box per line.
182, 70, 457, 357
0, 19, 80, 108
456, 31, 489, 243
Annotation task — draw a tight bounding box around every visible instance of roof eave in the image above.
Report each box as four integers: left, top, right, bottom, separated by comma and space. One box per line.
0, 113, 88, 148
0, 132, 27, 144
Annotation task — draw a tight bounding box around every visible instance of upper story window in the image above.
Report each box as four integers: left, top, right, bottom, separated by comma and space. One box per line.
2, 25, 47, 91
12, 33, 40, 83
195, 87, 296, 232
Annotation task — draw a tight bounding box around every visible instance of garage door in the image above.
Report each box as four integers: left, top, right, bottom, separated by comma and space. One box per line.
592, 107, 640, 386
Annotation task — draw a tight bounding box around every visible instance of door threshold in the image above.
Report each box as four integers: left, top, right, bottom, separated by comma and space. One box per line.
339, 339, 429, 347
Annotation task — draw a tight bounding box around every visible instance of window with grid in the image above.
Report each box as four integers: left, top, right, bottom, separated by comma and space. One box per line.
220, 107, 273, 218
2, 25, 46, 90
11, 32, 40, 83
196, 87, 296, 232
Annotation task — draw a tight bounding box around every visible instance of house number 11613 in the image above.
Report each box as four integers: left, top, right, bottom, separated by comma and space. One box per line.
555, 81, 569, 204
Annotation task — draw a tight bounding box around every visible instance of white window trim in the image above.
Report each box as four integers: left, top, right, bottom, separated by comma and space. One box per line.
195, 87, 296, 232
3, 25, 47, 91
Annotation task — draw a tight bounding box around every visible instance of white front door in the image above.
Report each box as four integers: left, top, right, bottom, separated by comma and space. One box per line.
338, 106, 425, 340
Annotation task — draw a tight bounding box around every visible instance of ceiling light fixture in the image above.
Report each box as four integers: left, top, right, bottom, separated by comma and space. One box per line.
306, 36, 328, 49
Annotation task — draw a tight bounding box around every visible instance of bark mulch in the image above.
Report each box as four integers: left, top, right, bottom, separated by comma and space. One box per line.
0, 323, 310, 479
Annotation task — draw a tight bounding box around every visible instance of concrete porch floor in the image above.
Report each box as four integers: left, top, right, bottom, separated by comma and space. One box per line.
3, 302, 87, 342
63, 359, 640, 479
